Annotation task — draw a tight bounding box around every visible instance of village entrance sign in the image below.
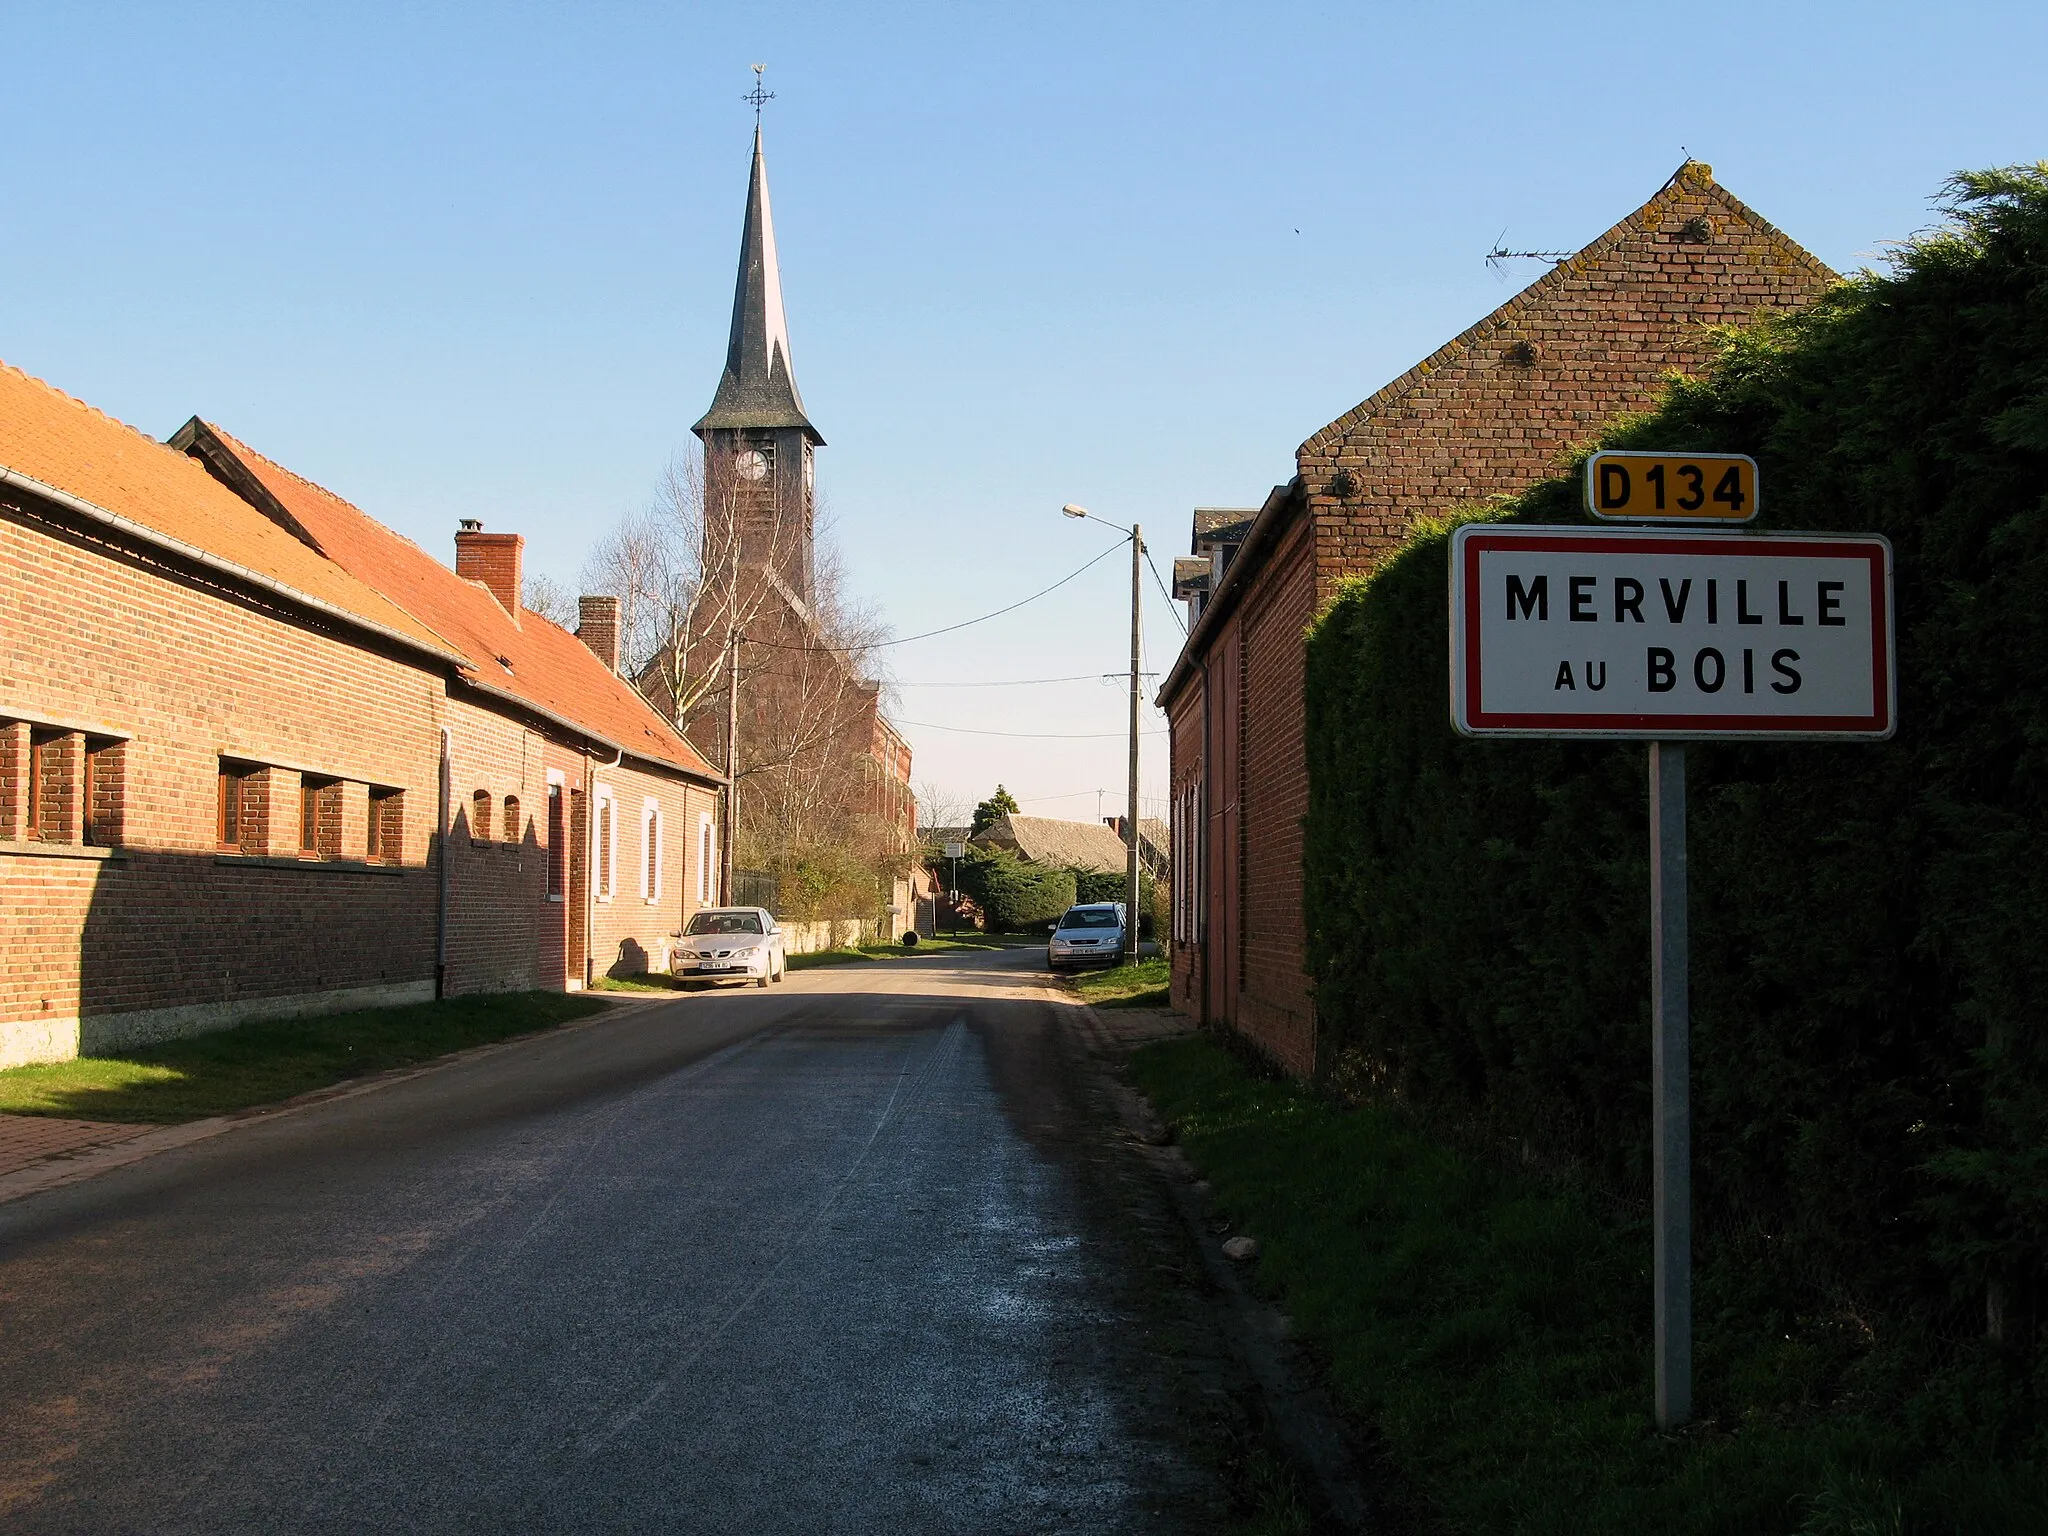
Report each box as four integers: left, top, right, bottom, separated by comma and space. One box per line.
1448, 460, 1894, 1430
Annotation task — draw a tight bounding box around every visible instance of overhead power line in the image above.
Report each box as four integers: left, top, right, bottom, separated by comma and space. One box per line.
894, 719, 1170, 741
1144, 548, 1187, 634
741, 539, 1126, 653
897, 672, 1159, 688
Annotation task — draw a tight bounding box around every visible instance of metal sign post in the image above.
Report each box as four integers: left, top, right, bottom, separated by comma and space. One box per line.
942, 840, 965, 936
1449, 508, 1895, 1431
1649, 741, 1689, 1428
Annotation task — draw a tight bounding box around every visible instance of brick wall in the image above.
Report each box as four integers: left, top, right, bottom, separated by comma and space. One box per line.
1166, 166, 1835, 1077
1231, 515, 1318, 1075
2, 489, 725, 1066
1300, 166, 1833, 602
1168, 689, 1205, 1016
1, 495, 444, 1063
442, 697, 561, 996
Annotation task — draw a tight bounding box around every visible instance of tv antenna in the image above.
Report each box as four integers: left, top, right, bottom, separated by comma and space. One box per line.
1485, 226, 1573, 279
745, 64, 775, 126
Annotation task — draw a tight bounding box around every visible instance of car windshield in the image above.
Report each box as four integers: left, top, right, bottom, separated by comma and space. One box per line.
1059, 909, 1120, 930
686, 912, 764, 936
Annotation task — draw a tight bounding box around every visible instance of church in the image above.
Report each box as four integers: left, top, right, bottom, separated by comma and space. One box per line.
636, 122, 919, 924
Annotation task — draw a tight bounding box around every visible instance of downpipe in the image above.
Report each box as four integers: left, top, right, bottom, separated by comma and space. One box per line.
435, 725, 451, 999
585, 742, 624, 989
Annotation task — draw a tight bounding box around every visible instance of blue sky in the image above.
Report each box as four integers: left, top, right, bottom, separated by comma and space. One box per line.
4, 2, 2043, 821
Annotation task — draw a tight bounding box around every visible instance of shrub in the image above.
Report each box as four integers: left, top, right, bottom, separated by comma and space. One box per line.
1303, 165, 2048, 1443
952, 846, 1076, 932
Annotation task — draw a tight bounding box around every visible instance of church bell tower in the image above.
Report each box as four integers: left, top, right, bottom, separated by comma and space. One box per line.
693, 122, 822, 603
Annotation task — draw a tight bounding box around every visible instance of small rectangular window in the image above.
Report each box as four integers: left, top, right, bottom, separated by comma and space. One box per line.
218, 762, 254, 850
546, 783, 566, 898
82, 737, 122, 847
26, 729, 50, 839
596, 793, 614, 900
367, 787, 403, 862
294, 775, 342, 859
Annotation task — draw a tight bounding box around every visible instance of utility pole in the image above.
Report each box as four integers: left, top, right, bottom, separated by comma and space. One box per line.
1062, 502, 1148, 967
1126, 523, 1142, 964
721, 626, 738, 906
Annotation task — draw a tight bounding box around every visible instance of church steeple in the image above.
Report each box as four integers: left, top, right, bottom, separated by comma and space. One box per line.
693, 126, 822, 444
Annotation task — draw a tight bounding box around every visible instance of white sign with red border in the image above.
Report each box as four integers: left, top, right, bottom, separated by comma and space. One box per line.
1450, 524, 1895, 739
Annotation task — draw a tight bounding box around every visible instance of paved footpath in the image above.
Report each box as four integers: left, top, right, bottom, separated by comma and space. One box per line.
0, 951, 1251, 1535
0, 1111, 152, 1177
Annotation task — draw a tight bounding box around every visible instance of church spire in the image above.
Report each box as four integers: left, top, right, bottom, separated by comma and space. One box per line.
693, 123, 822, 444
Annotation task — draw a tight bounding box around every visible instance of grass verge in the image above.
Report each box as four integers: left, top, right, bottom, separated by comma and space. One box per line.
786, 946, 880, 971
591, 973, 689, 993
787, 935, 1015, 971
0, 992, 605, 1124
1129, 1033, 2048, 1535
1072, 954, 1170, 1008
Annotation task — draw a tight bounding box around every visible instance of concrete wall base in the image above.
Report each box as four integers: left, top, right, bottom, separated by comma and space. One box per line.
779, 917, 882, 955
1, 979, 437, 1069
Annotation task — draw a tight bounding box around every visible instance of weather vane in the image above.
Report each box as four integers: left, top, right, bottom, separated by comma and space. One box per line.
745, 64, 774, 126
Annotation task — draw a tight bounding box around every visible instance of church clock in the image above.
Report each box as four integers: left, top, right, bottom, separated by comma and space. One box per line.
736, 448, 770, 482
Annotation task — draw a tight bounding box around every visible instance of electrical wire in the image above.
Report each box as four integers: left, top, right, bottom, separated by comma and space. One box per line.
894, 719, 1170, 740
1143, 548, 1188, 634
896, 672, 1159, 688
738, 539, 1126, 653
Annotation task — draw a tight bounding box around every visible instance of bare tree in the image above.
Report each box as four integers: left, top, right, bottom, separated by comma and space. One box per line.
521, 572, 578, 628
577, 443, 910, 920
912, 780, 968, 840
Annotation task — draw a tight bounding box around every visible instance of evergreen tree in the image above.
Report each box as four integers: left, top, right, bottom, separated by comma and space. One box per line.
970, 785, 1020, 836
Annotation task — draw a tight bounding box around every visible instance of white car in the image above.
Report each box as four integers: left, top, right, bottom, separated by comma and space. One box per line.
1048, 902, 1127, 971
672, 907, 787, 988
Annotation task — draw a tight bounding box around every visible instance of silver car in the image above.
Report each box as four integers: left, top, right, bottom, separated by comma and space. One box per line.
672, 907, 787, 988
1047, 902, 1127, 971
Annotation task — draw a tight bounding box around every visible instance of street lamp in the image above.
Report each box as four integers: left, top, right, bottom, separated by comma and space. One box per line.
1062, 503, 1143, 964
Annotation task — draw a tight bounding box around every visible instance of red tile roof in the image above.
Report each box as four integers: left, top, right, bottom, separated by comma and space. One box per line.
183, 421, 722, 783
0, 361, 459, 660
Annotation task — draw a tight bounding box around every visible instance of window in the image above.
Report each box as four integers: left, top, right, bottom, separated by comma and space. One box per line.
81, 738, 122, 847
642, 800, 662, 901
218, 761, 255, 850
26, 728, 53, 839
3, 723, 123, 846
502, 795, 521, 846
698, 812, 716, 904
300, 775, 340, 858
685, 910, 762, 936
367, 787, 403, 862
595, 788, 614, 901
470, 789, 492, 845
545, 780, 565, 899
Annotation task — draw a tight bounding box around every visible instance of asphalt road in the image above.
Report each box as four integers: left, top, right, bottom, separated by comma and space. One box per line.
0, 949, 1240, 1534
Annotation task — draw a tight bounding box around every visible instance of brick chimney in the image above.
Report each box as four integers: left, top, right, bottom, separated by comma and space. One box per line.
454, 518, 523, 619
577, 595, 622, 673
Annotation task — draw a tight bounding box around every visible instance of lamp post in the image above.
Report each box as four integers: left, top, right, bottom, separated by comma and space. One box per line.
1062, 503, 1142, 964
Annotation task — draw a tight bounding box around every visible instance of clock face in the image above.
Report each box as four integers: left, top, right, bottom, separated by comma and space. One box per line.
736, 449, 770, 483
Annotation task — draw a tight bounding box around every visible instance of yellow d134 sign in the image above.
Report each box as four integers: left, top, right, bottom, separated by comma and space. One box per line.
1586, 450, 1758, 523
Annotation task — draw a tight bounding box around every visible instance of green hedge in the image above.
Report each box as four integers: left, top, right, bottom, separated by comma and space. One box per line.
950, 846, 1076, 932
1303, 166, 2048, 1448
1073, 868, 1157, 907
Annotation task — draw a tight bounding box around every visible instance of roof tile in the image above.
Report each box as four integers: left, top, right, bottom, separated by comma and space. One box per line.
0, 361, 456, 659
188, 422, 721, 783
